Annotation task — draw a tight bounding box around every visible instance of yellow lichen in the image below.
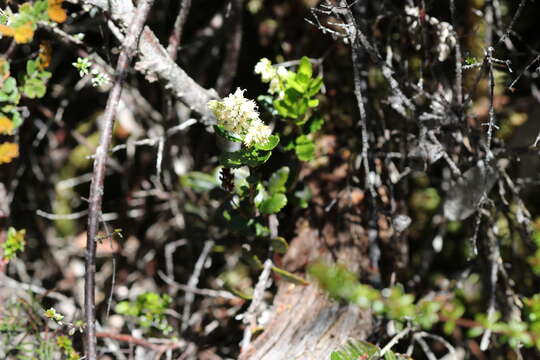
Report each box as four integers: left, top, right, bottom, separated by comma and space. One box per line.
0, 24, 15, 38
0, 116, 14, 135
13, 23, 34, 44
0, 142, 19, 164
48, 0, 67, 23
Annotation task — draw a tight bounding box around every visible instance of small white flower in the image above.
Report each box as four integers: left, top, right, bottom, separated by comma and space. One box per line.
254, 58, 276, 83
244, 119, 272, 147
268, 77, 281, 95
276, 66, 290, 78
208, 88, 273, 147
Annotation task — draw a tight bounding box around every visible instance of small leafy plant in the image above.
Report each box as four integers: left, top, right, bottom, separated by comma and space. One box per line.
115, 292, 174, 335
2, 227, 26, 261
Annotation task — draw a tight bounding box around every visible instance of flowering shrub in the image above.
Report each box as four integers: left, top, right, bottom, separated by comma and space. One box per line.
209, 88, 273, 147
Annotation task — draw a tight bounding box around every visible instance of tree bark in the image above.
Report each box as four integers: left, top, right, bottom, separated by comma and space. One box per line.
240, 178, 373, 359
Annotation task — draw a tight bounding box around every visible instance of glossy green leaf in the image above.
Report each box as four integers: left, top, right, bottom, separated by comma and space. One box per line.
308, 98, 319, 108
308, 116, 324, 133
220, 148, 272, 168
180, 171, 220, 192
307, 76, 323, 97
297, 56, 313, 78
259, 193, 287, 214
268, 166, 289, 194
254, 134, 280, 151
295, 135, 315, 161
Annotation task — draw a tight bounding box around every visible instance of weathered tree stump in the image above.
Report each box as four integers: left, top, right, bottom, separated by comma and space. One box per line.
241, 178, 374, 360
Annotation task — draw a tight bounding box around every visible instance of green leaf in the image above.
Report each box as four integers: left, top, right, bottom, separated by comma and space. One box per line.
115, 301, 138, 316
307, 116, 324, 133
271, 266, 309, 285
34, 0, 47, 13
274, 99, 295, 118
298, 56, 313, 78
295, 135, 315, 161
307, 76, 323, 97
26, 60, 37, 75
254, 182, 269, 207
180, 171, 220, 192
214, 124, 243, 142
254, 134, 280, 151
270, 236, 288, 254
296, 72, 310, 88
288, 77, 307, 93
259, 193, 287, 214
294, 186, 311, 208
330, 340, 379, 360
220, 148, 272, 168
11, 111, 22, 128
308, 99, 319, 108
468, 327, 484, 338
3, 77, 16, 94
254, 222, 270, 237
268, 166, 289, 194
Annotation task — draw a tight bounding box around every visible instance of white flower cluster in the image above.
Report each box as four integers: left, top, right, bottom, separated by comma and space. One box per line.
208, 88, 272, 147
405, 6, 457, 62
254, 58, 292, 97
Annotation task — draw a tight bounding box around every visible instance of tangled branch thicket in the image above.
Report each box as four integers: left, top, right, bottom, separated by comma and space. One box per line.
2, 0, 540, 359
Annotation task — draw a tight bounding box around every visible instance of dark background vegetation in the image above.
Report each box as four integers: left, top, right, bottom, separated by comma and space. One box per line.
3, 0, 540, 359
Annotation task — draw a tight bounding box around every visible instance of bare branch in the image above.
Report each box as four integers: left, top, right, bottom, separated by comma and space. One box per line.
85, 1, 154, 358
167, 0, 193, 60
76, 0, 219, 124
215, 0, 244, 96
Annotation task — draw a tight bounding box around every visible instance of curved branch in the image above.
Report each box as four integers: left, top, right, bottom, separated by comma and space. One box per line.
76, 0, 219, 124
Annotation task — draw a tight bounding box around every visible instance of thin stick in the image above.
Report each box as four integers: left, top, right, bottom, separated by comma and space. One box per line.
241, 259, 273, 352
84, 1, 154, 359
215, 0, 244, 96
449, 0, 463, 107
181, 240, 214, 332
158, 270, 236, 299
167, 0, 193, 61
340, 2, 375, 199
379, 325, 411, 357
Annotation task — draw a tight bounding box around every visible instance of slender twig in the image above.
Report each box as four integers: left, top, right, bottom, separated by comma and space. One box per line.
96, 332, 183, 352
414, 333, 438, 360
84, 2, 154, 359
75, 0, 218, 123
449, 0, 463, 107
379, 325, 411, 357
167, 0, 193, 60
340, 2, 375, 199
496, 0, 529, 47
181, 240, 214, 332
485, 47, 496, 156
415, 331, 457, 358
158, 270, 236, 299
241, 259, 273, 352
215, 0, 244, 96
480, 230, 499, 351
